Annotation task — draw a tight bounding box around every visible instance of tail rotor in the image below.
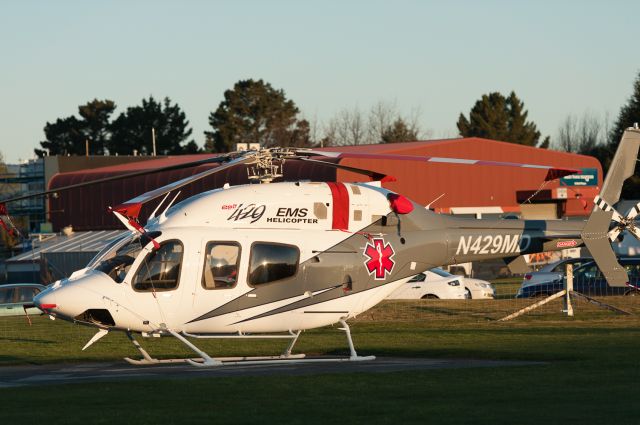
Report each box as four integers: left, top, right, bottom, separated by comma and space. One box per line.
593, 196, 640, 242
580, 128, 640, 287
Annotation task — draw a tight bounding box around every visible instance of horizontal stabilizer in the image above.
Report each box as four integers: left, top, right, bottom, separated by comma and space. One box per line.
504, 255, 531, 274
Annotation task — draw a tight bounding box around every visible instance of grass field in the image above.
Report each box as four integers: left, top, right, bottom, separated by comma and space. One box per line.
1, 297, 639, 424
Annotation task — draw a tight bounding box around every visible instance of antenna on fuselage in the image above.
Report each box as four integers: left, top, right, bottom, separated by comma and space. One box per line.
426, 193, 445, 211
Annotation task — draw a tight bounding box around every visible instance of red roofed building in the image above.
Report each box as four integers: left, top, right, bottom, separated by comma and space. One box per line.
47, 138, 602, 231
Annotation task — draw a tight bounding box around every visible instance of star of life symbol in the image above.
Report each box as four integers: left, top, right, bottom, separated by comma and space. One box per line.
363, 238, 396, 280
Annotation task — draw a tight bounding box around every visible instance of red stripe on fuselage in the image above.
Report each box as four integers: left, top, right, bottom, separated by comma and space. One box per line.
327, 182, 349, 230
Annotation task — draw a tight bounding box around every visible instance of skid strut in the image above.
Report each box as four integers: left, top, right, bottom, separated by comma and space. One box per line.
339, 319, 375, 361
124, 321, 374, 367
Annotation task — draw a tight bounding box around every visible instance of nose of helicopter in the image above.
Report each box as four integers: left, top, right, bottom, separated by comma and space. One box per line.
34, 287, 58, 314
33, 271, 113, 321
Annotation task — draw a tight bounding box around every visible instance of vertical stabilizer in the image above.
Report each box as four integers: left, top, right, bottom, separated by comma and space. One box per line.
582, 128, 640, 287
599, 129, 640, 205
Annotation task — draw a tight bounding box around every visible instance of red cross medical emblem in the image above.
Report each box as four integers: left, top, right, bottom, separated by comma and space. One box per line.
363, 238, 395, 280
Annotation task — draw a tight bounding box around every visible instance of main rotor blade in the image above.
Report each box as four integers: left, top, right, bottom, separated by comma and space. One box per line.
113, 154, 256, 218
294, 149, 580, 181
0, 153, 239, 205
288, 157, 392, 181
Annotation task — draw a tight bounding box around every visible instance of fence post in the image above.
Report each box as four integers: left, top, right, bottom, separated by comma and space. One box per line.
564, 263, 574, 317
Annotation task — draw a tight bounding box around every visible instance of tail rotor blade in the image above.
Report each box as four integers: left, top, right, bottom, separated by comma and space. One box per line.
608, 228, 622, 243
593, 195, 624, 223
625, 201, 640, 221
627, 226, 640, 242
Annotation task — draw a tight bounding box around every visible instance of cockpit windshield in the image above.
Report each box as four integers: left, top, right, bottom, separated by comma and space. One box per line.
89, 231, 162, 283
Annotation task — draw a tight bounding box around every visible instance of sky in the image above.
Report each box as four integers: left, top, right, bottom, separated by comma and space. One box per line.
0, 0, 638, 163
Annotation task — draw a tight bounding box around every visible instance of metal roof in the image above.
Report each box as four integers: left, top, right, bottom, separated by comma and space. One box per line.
7, 230, 126, 263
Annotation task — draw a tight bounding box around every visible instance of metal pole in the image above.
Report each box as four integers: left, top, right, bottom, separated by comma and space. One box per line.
152, 127, 157, 157
85, 139, 89, 157
564, 263, 574, 317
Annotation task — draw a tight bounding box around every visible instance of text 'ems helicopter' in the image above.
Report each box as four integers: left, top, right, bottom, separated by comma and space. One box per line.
1, 129, 639, 367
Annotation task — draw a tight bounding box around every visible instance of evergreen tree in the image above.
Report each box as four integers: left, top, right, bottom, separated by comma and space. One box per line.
610, 71, 640, 144
609, 71, 640, 199
205, 79, 310, 152
109, 96, 197, 155
35, 99, 115, 156
78, 99, 116, 155
35, 116, 86, 156
381, 118, 419, 143
457, 91, 546, 147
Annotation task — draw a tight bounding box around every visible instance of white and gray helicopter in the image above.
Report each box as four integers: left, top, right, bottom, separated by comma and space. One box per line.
2, 129, 639, 367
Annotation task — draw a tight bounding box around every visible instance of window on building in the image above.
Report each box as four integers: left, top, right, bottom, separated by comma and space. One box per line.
249, 243, 299, 286
202, 242, 240, 289
132, 240, 183, 291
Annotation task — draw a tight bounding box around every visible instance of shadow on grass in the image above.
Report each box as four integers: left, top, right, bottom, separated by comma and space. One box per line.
0, 336, 55, 344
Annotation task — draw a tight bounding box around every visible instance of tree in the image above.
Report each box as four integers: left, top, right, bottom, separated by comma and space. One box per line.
205, 79, 310, 152
556, 112, 607, 154
610, 71, 640, 145
78, 99, 116, 155
457, 91, 548, 147
322, 101, 424, 146
609, 71, 640, 198
109, 96, 197, 155
35, 99, 116, 157
324, 107, 368, 146
381, 118, 419, 143
368, 101, 397, 144
35, 116, 86, 156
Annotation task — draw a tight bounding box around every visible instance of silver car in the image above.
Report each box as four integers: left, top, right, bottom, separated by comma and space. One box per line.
521, 257, 592, 292
0, 283, 47, 317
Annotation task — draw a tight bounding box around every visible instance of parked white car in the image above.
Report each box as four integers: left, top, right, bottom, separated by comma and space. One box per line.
464, 277, 495, 299
0, 283, 46, 317
387, 268, 468, 300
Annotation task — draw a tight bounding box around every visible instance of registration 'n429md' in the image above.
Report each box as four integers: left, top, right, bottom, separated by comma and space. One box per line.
456, 234, 531, 256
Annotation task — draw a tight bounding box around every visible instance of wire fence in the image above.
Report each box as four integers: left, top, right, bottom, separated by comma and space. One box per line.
1, 280, 638, 334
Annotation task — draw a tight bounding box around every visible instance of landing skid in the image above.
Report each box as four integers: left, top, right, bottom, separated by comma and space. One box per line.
124, 319, 375, 367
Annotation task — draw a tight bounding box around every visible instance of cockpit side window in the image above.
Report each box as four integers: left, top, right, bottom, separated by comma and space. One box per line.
132, 240, 183, 292
91, 231, 162, 283
248, 242, 299, 286
87, 234, 130, 269
202, 242, 240, 290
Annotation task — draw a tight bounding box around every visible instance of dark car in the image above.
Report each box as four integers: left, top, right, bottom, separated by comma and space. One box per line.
0, 283, 47, 317
516, 258, 640, 298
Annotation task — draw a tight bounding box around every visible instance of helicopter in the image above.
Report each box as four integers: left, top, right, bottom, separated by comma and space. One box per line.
2, 128, 639, 367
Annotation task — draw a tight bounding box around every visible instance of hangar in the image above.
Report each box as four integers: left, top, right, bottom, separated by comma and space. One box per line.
46, 137, 601, 232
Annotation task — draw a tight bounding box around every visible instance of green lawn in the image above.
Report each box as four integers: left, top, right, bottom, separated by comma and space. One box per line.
1, 297, 639, 424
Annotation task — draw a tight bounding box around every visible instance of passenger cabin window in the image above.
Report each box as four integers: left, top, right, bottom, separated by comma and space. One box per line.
202, 242, 240, 289
249, 243, 299, 285
132, 240, 183, 291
